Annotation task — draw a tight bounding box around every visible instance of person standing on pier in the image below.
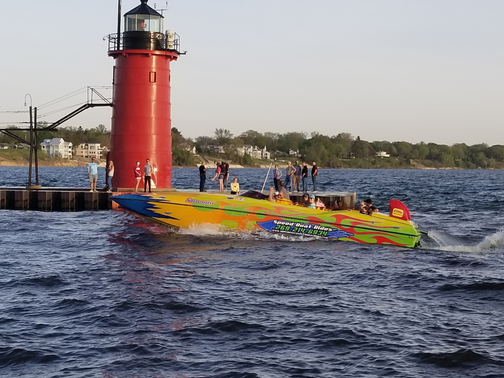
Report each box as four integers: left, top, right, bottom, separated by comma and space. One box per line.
285, 161, 295, 192
134, 161, 142, 192
293, 161, 301, 192
106, 161, 114, 193
221, 161, 230, 190
144, 159, 153, 193
301, 162, 308, 192
273, 164, 282, 191
211, 162, 224, 192
199, 161, 207, 192
311, 161, 318, 193
87, 156, 100, 192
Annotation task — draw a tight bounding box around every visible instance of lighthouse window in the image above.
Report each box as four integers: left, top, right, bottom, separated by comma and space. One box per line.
126, 15, 162, 33
149, 72, 157, 83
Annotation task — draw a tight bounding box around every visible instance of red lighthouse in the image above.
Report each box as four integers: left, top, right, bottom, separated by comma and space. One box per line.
107, 0, 181, 190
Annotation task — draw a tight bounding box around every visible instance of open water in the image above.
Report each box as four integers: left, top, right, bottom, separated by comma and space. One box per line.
1, 166, 504, 377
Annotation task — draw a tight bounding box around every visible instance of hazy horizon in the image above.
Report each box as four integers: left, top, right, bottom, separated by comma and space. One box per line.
1, 0, 502, 146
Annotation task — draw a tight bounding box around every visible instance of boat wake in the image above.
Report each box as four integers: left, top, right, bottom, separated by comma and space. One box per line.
424, 230, 504, 252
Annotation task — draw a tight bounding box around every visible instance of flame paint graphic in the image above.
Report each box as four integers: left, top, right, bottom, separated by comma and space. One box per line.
113, 192, 421, 248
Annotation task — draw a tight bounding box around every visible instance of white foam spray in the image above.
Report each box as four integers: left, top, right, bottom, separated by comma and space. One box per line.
177, 223, 318, 242
425, 230, 504, 253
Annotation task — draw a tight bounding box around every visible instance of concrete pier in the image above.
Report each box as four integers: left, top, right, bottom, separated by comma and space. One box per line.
0, 188, 114, 211
0, 188, 357, 212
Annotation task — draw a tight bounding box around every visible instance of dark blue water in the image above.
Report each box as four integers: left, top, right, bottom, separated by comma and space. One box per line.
1, 167, 504, 377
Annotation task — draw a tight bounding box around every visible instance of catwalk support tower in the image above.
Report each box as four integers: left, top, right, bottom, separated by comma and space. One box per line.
108, 0, 181, 190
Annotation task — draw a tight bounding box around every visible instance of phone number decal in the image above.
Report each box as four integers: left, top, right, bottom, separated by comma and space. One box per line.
257, 220, 353, 239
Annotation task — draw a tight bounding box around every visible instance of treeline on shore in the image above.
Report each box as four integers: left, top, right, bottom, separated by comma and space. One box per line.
1, 125, 503, 169
185, 128, 504, 169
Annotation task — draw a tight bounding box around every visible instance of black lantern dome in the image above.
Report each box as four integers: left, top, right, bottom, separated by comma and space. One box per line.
123, 0, 166, 50
107, 0, 182, 53
124, 0, 163, 33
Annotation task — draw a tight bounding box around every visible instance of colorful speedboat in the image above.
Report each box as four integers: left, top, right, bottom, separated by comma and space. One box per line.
112, 190, 422, 248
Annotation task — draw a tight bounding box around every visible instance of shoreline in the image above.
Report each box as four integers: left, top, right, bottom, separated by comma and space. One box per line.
1, 156, 501, 170
0, 161, 493, 170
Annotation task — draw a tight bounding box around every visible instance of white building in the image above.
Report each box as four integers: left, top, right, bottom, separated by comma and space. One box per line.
376, 151, 390, 158
40, 138, 73, 159
206, 144, 225, 154
236, 145, 270, 159
261, 146, 271, 159
180, 143, 197, 154
75, 143, 105, 159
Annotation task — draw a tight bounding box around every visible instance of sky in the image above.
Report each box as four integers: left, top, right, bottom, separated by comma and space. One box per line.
1, 0, 503, 146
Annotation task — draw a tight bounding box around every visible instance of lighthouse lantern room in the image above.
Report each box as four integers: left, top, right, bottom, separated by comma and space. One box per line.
107, 0, 181, 191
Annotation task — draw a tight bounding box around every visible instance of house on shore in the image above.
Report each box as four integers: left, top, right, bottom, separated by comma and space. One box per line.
236, 145, 270, 159
75, 143, 106, 160
376, 151, 390, 158
40, 138, 73, 159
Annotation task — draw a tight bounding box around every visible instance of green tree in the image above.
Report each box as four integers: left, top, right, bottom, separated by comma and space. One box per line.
172, 149, 196, 166
488, 145, 504, 162
263, 132, 280, 153
370, 141, 393, 155
393, 141, 413, 159
333, 133, 354, 158
172, 127, 185, 146
277, 132, 306, 154
351, 136, 373, 159
194, 136, 216, 153
239, 130, 267, 148
441, 153, 455, 167
214, 128, 233, 147
97, 124, 108, 134
412, 142, 429, 160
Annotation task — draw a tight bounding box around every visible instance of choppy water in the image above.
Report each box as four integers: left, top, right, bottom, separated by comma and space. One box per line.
1, 166, 504, 377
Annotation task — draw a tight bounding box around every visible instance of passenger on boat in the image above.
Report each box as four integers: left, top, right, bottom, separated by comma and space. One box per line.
279, 180, 290, 200
300, 193, 310, 207
357, 201, 367, 214
268, 187, 292, 205
367, 206, 378, 215
268, 187, 278, 202
331, 198, 344, 210
306, 194, 316, 209
365, 198, 379, 213
315, 197, 326, 210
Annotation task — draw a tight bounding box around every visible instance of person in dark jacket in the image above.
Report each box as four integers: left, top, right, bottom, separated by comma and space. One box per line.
301, 162, 308, 192
311, 161, 318, 192
199, 162, 207, 192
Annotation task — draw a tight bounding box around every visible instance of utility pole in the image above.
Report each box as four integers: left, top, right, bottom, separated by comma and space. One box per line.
24, 93, 41, 189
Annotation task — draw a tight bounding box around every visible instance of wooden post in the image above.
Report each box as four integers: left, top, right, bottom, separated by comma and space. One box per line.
28, 106, 33, 186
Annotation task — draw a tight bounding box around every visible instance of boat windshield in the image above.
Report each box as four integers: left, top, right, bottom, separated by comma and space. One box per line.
239, 190, 269, 200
